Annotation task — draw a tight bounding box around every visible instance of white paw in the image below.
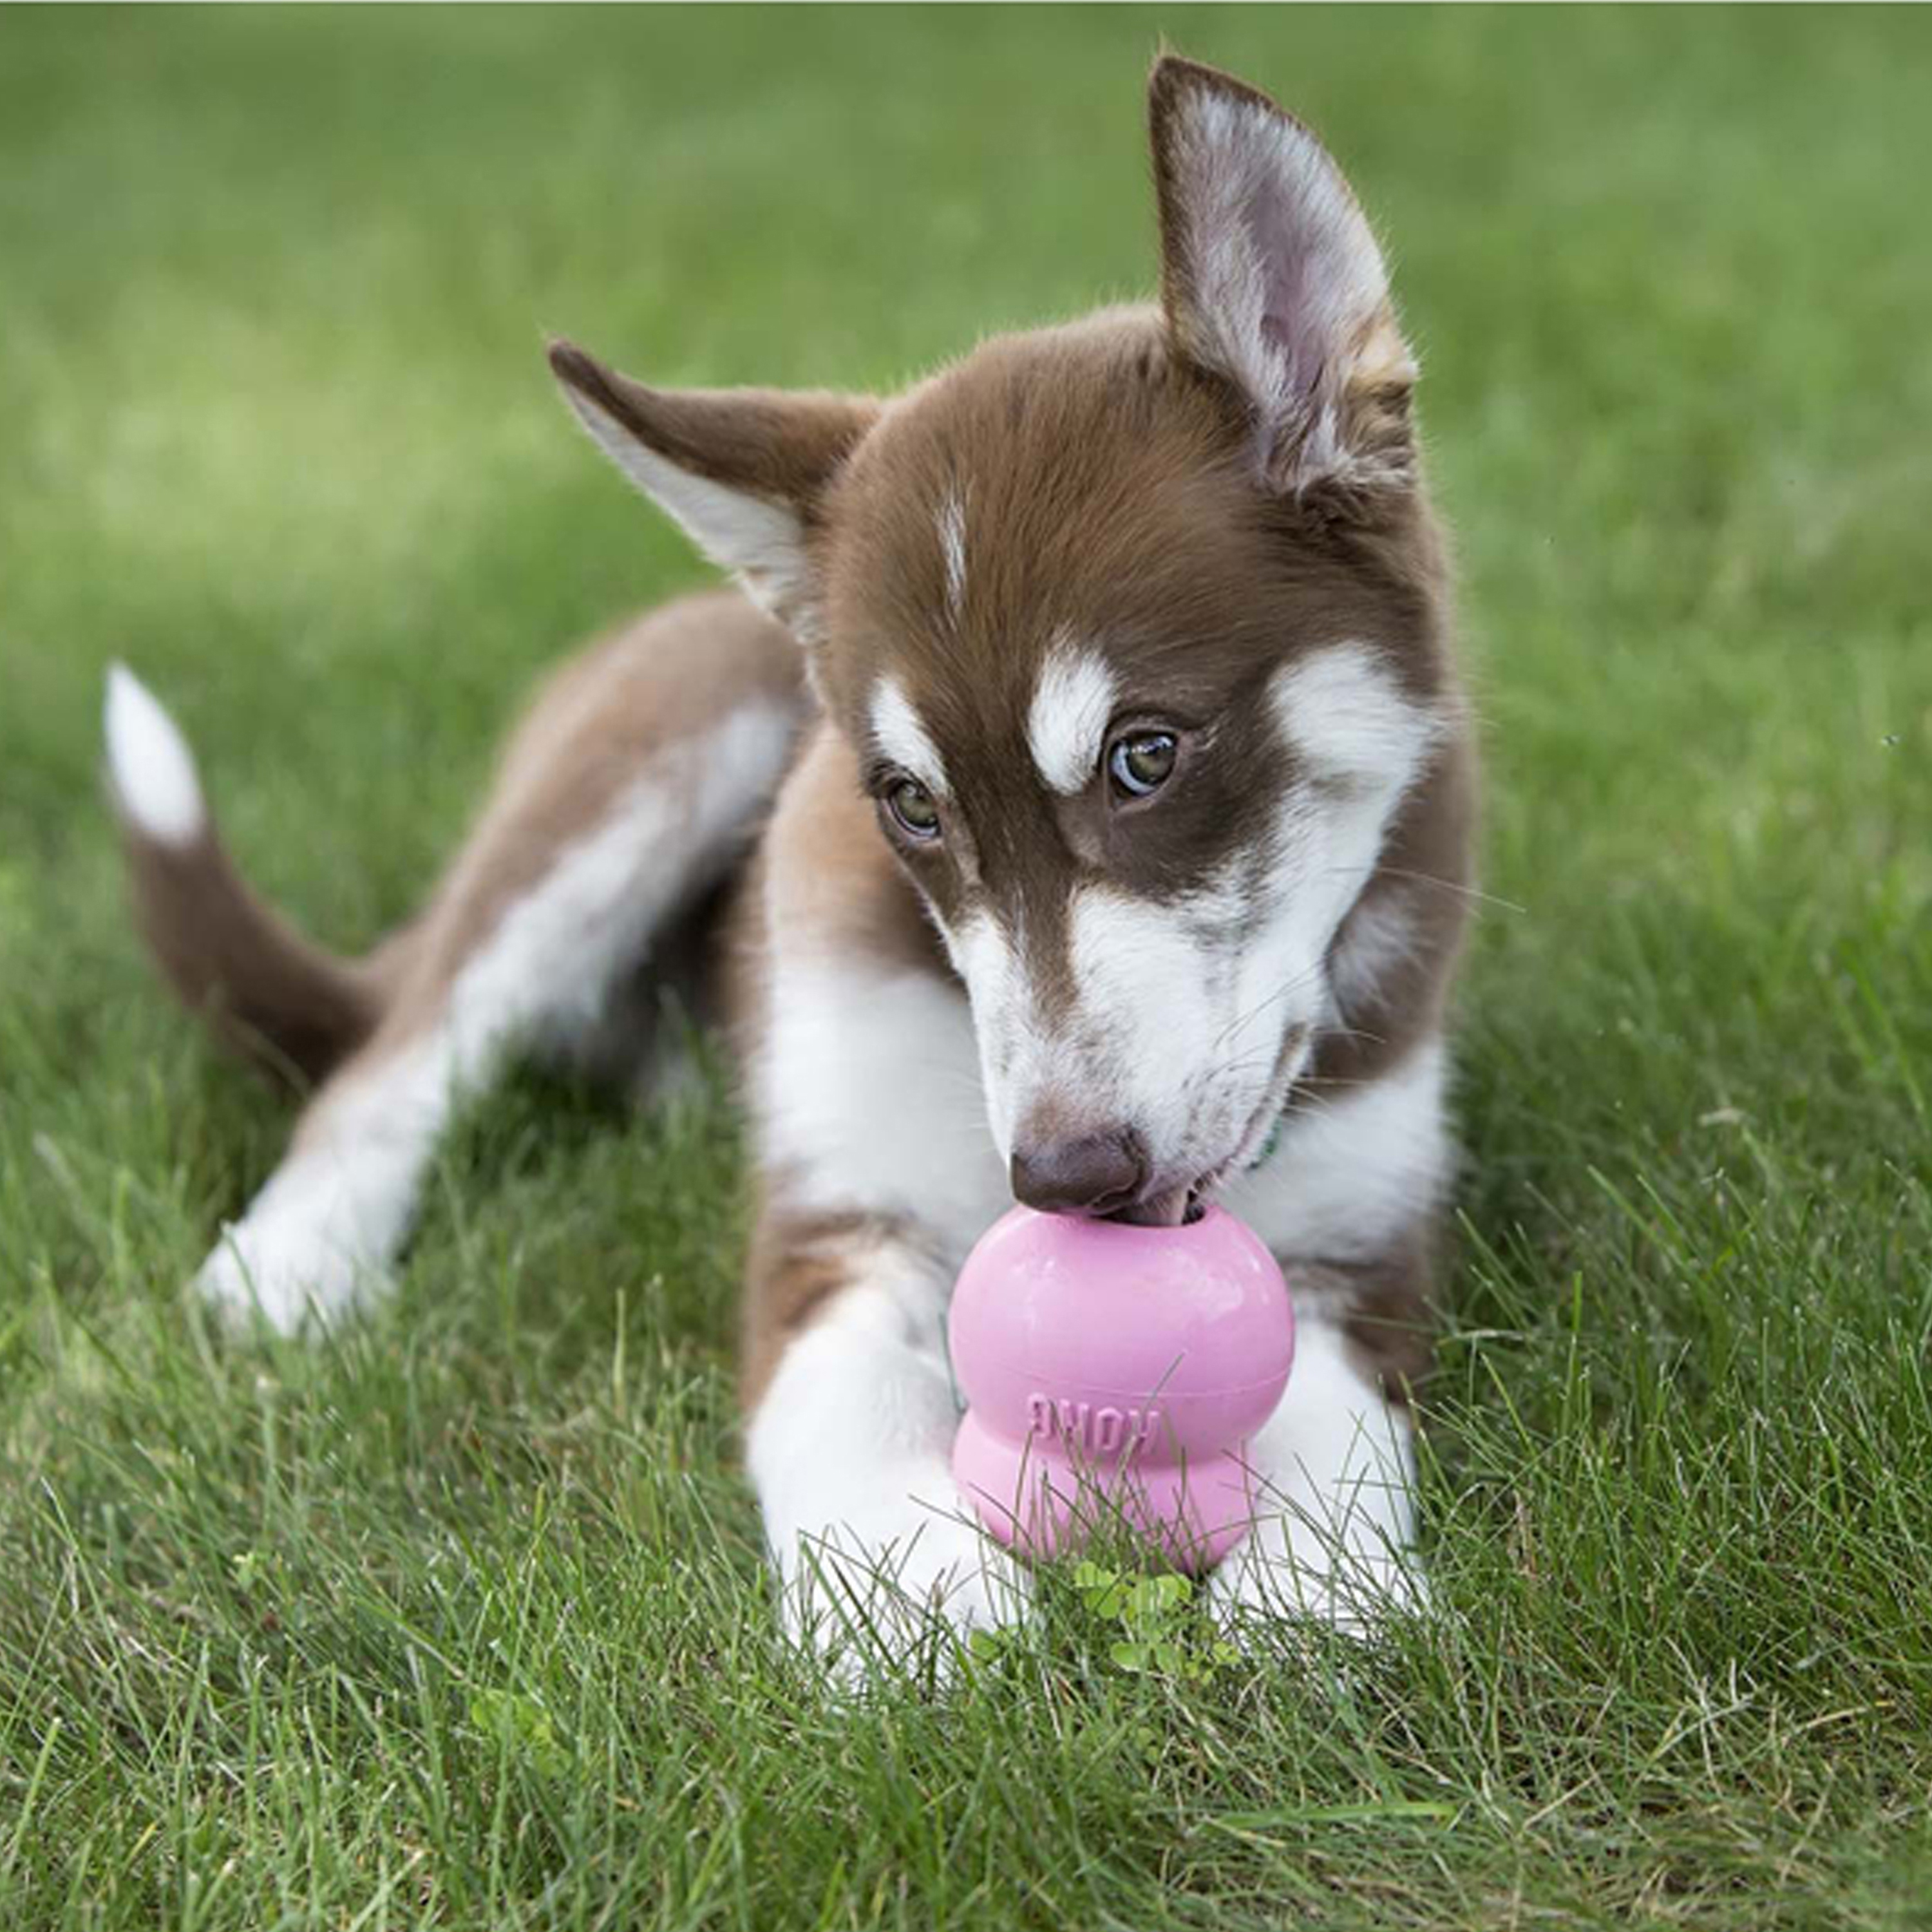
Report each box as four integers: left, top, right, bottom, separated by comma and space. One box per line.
1206, 1512, 1427, 1641
773, 1481, 1030, 1678
194, 1211, 383, 1333
191, 1130, 414, 1333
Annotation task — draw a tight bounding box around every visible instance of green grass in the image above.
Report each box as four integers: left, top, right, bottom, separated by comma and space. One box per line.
3, 6, 1930, 1926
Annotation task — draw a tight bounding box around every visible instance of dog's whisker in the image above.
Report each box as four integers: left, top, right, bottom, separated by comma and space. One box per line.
1209, 961, 1329, 1055
1320, 863, 1524, 916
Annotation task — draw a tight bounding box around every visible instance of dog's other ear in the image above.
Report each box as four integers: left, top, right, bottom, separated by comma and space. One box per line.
1149, 56, 1416, 496
550, 341, 879, 639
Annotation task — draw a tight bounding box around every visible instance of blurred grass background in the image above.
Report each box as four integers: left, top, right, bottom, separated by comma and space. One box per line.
2, 8, 1930, 1928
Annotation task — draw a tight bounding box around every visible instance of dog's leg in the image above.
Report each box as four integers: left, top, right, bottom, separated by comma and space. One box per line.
1210, 1045, 1450, 1635
1205, 1283, 1426, 1636
743, 1218, 1027, 1669
158, 596, 808, 1329
729, 729, 1025, 1669
197, 699, 795, 1327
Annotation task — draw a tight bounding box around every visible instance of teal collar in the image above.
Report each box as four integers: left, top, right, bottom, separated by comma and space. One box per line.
1245, 1107, 1289, 1173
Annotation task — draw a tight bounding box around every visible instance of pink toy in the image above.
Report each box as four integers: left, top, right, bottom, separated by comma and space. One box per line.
949, 1205, 1294, 1571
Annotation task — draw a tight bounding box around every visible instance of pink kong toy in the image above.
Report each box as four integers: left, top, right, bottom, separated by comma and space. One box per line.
949, 1206, 1295, 1572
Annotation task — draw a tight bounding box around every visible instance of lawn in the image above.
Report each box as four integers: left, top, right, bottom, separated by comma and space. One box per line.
3, 6, 1930, 1927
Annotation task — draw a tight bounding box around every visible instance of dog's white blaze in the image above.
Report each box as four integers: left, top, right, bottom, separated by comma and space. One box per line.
747, 1246, 1027, 1656
936, 488, 968, 621
560, 388, 814, 626
1025, 641, 1117, 795
1270, 645, 1442, 788
196, 701, 799, 1330
1206, 1313, 1422, 1629
756, 954, 1009, 1258
104, 665, 206, 847
867, 676, 949, 798
1224, 1036, 1450, 1259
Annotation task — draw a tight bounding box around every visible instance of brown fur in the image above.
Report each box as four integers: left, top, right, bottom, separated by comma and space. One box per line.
395, 592, 805, 1016
115, 819, 398, 1086
738, 1209, 931, 1408
546, 348, 878, 512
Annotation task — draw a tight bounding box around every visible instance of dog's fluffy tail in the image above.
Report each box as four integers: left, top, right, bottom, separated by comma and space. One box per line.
104, 665, 393, 1086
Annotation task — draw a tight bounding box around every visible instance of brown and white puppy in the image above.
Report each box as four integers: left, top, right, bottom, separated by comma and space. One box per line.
107, 57, 1474, 1654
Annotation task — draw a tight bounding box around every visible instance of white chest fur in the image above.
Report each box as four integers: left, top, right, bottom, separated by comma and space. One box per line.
753, 950, 1013, 1264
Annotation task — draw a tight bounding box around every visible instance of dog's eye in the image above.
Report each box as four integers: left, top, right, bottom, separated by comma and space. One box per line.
885, 777, 942, 840
1108, 731, 1178, 799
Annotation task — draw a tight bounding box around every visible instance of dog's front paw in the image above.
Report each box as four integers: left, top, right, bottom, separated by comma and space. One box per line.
772, 1479, 1030, 1679
194, 1204, 383, 1334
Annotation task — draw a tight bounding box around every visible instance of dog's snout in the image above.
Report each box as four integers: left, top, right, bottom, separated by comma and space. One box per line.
1009, 1130, 1147, 1218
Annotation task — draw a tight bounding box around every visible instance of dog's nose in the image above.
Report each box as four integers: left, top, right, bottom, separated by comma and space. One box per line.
1009, 1130, 1147, 1218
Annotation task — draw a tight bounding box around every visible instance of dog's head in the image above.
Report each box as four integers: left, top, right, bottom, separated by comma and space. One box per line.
554, 57, 1455, 1224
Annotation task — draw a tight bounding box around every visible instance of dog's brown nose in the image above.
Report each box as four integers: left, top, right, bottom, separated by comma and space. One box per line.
1009, 1131, 1146, 1218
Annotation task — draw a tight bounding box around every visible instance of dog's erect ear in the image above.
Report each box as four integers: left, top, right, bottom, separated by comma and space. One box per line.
1149, 57, 1416, 495
550, 341, 879, 638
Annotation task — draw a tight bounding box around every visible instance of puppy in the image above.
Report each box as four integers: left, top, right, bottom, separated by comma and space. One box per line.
108, 56, 1475, 1654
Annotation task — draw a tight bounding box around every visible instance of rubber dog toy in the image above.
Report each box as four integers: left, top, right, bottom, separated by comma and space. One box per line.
949, 1204, 1294, 1570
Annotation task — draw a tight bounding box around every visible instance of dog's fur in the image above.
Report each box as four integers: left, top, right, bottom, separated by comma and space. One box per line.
107, 58, 1475, 1656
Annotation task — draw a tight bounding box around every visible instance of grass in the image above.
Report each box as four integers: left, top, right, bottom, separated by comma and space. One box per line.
3, 6, 1930, 1926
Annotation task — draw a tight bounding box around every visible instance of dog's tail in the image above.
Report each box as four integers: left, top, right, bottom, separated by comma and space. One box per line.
103, 665, 397, 1086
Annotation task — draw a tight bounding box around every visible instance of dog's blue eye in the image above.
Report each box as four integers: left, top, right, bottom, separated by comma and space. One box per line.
1108, 732, 1178, 799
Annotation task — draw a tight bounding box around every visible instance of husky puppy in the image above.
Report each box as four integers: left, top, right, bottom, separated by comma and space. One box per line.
108, 57, 1475, 1652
